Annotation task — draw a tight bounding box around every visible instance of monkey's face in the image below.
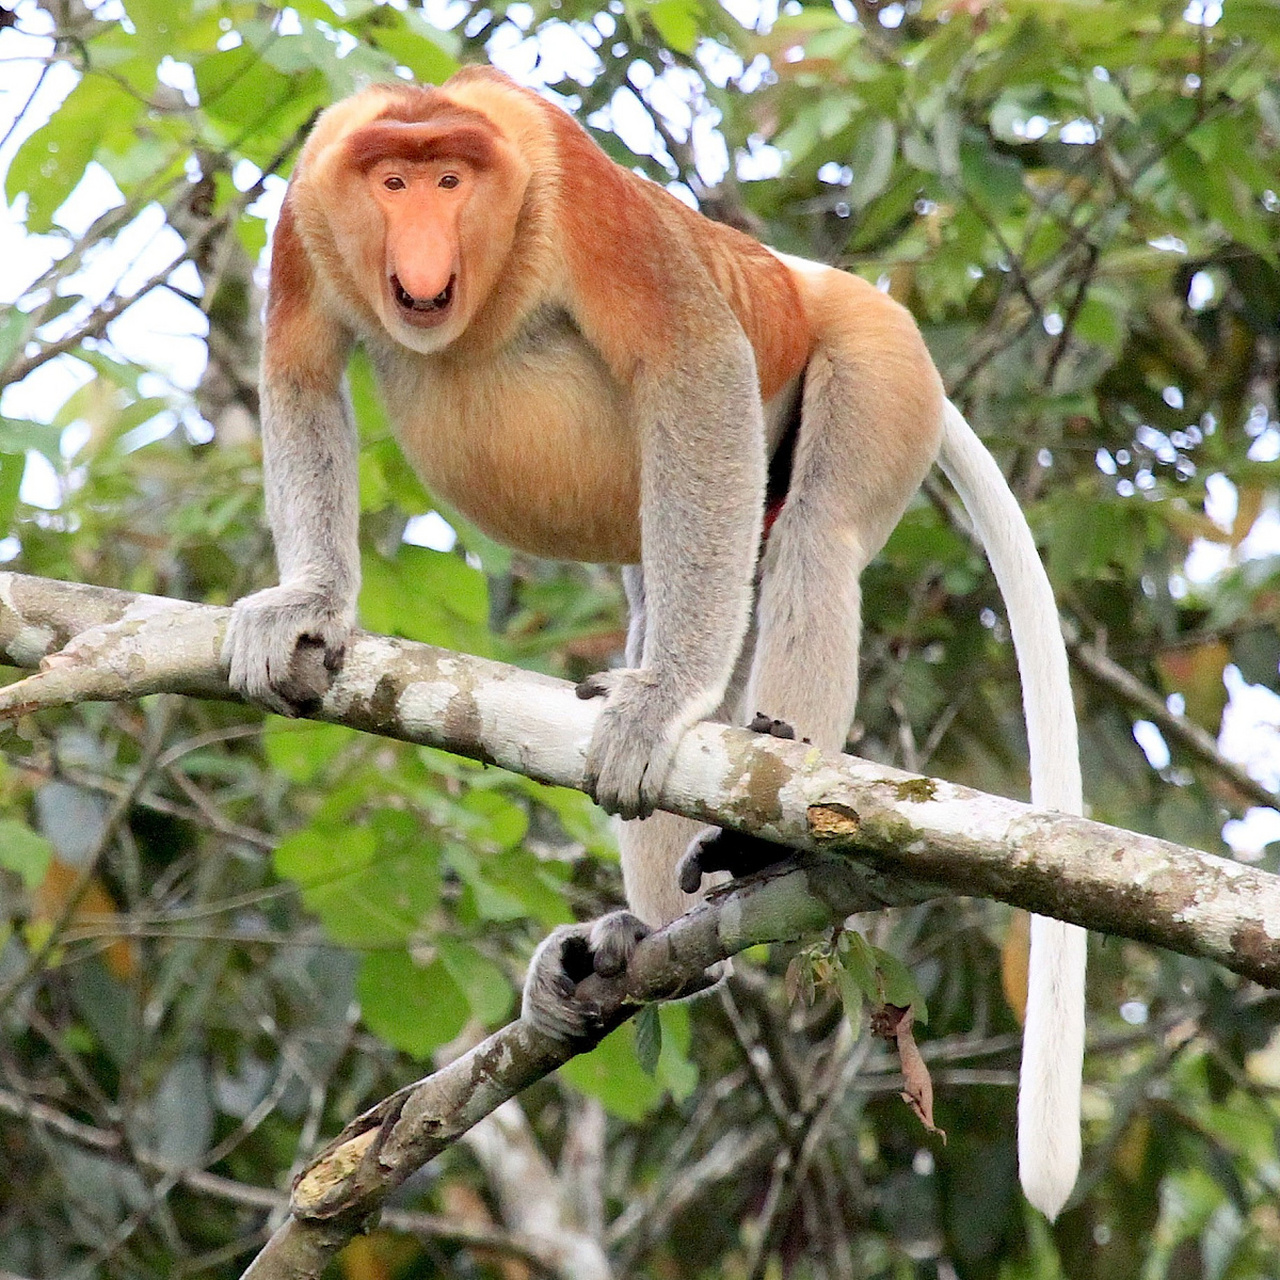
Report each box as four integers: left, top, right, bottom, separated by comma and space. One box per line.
327, 116, 529, 355
367, 157, 469, 349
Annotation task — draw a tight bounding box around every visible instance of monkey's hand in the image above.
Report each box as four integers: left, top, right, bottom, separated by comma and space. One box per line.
578, 669, 700, 819
223, 584, 354, 716
522, 912, 651, 1041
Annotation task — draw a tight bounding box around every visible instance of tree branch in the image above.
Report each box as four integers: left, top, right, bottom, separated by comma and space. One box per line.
3, 569, 1280, 1277
1, 570, 1277, 982
1068, 632, 1277, 811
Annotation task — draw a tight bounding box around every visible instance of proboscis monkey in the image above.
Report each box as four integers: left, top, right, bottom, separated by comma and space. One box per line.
222, 65, 1086, 1219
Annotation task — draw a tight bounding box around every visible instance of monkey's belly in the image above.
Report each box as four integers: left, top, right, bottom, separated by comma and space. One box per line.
384, 346, 643, 564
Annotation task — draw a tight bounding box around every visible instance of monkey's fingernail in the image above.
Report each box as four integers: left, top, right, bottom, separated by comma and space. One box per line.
576, 678, 606, 699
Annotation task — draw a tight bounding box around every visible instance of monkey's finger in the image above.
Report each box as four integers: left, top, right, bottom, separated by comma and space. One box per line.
589, 911, 650, 977
678, 828, 787, 893
576, 674, 609, 699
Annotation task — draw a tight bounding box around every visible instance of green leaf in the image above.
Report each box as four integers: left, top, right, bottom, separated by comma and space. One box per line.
559, 1021, 664, 1120
647, 0, 701, 54
195, 45, 293, 129
359, 544, 491, 654
837, 965, 865, 1037
960, 134, 1025, 215
436, 936, 514, 1024
1230, 627, 1280, 688
837, 931, 880, 1003
774, 109, 823, 168
815, 95, 855, 140
6, 77, 137, 232
444, 844, 529, 923
1220, 0, 1280, 45
356, 950, 469, 1056
274, 822, 378, 889
1074, 292, 1126, 352
0, 819, 54, 890
263, 718, 359, 784
934, 109, 962, 178
0, 451, 24, 533
460, 787, 529, 852
847, 118, 896, 210
193, 36, 327, 163
634, 1003, 662, 1075
118, 0, 189, 59
0, 307, 33, 370
871, 945, 928, 1024
275, 815, 442, 948
1040, 491, 1149, 582
367, 13, 459, 82
657, 1003, 698, 1101
485, 849, 574, 927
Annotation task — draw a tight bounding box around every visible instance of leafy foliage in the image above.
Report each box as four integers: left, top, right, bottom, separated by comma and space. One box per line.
0, 0, 1278, 1276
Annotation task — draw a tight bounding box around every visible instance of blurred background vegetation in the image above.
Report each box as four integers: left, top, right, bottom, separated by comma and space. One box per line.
0, 0, 1278, 1275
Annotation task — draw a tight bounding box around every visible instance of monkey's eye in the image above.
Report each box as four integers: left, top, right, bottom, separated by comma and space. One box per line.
438, 173, 461, 190
383, 175, 407, 191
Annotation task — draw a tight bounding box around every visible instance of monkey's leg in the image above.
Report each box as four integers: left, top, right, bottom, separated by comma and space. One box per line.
679, 329, 941, 892
524, 570, 758, 1038
674, 500, 864, 891
610, 562, 766, 926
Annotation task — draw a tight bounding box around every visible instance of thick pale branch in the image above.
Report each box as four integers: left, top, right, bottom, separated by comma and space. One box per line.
1, 570, 1277, 984
5, 569, 1280, 1279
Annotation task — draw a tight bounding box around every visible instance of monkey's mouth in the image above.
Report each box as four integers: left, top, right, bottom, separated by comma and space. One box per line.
391, 274, 455, 325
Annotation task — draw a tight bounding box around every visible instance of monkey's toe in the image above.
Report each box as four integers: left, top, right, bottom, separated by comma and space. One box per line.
749, 712, 796, 739
274, 637, 340, 711
576, 673, 610, 699
590, 910, 650, 977
677, 827, 789, 894
522, 924, 606, 1041
522, 911, 650, 1041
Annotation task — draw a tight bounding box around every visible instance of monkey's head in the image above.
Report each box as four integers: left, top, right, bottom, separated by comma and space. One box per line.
295, 84, 532, 353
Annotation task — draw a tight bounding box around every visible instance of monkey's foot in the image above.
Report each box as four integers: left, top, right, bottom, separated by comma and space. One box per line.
677, 827, 789, 895
521, 911, 651, 1041
676, 712, 799, 893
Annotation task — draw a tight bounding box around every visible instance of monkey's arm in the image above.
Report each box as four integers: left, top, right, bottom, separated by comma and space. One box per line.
578, 319, 767, 819
223, 203, 359, 714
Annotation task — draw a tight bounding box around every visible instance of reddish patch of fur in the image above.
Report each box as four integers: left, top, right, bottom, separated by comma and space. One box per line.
263, 198, 350, 389
344, 113, 499, 173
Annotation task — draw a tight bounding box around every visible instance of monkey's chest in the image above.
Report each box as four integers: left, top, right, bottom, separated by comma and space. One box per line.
378, 330, 642, 564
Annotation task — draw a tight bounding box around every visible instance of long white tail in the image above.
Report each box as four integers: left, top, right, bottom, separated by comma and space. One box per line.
937, 399, 1086, 1220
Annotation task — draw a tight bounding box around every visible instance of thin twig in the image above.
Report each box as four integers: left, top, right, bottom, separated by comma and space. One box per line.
0, 698, 177, 1016
1069, 636, 1276, 811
